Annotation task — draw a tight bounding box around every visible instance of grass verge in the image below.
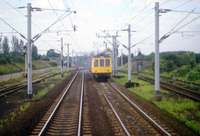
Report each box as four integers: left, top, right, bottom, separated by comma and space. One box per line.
0, 69, 71, 131
112, 72, 200, 135
0, 102, 30, 130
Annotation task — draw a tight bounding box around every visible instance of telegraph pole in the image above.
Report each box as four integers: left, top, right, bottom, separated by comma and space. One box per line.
61, 38, 64, 77
128, 24, 131, 83
24, 45, 27, 77
96, 33, 119, 76
154, 2, 162, 101
67, 43, 69, 73
120, 24, 138, 88
112, 36, 116, 76
27, 3, 32, 99
155, 2, 160, 95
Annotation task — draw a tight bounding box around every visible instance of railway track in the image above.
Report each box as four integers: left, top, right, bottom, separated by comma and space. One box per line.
30, 71, 92, 136
89, 74, 128, 135
0, 73, 58, 100
89, 73, 174, 135
29, 70, 179, 135
141, 72, 200, 87
120, 70, 200, 90
119, 71, 200, 101
138, 76, 200, 101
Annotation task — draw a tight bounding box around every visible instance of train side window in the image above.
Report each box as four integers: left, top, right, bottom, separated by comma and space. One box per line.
94, 59, 98, 67
100, 59, 104, 67
106, 59, 110, 67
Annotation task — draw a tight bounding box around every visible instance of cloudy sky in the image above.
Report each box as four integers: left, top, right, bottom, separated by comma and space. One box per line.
0, 0, 200, 56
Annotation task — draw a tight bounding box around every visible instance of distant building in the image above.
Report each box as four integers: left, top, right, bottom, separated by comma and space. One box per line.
100, 48, 112, 57
132, 60, 152, 72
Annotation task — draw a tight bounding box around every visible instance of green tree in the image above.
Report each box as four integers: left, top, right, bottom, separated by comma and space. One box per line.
0, 36, 2, 54
11, 36, 20, 54
32, 45, 39, 60
137, 51, 143, 57
119, 54, 128, 65
187, 52, 196, 68
19, 39, 25, 53
46, 49, 60, 57
152, 59, 169, 73
131, 53, 134, 58
2, 36, 9, 55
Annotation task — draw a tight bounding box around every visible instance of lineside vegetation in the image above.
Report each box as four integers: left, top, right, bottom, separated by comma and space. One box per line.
112, 73, 200, 134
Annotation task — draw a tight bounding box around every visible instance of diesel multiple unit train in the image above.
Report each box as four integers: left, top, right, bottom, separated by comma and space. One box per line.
90, 54, 112, 82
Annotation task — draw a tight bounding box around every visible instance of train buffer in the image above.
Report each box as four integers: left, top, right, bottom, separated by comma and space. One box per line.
112, 75, 125, 78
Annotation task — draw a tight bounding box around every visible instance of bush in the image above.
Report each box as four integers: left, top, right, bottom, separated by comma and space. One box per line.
0, 58, 8, 65
41, 57, 50, 61
169, 65, 191, 77
187, 71, 200, 81
12, 56, 24, 63
32, 64, 36, 70
0, 63, 22, 75
49, 62, 57, 67
175, 65, 191, 77
4, 55, 11, 63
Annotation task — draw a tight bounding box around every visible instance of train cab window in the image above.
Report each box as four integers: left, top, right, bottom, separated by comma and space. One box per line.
106, 59, 110, 67
94, 59, 98, 67
100, 59, 104, 67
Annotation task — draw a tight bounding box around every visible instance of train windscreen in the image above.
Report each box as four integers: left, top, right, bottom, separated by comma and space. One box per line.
94, 59, 98, 67
106, 59, 110, 67
100, 59, 104, 67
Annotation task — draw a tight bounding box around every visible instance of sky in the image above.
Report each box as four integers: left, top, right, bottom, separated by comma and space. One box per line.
0, 0, 200, 57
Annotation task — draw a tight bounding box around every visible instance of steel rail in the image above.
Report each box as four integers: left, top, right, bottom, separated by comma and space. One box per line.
109, 82, 171, 136
78, 72, 84, 136
0, 73, 57, 100
97, 82, 130, 136
0, 73, 53, 93
38, 71, 79, 136
138, 76, 200, 101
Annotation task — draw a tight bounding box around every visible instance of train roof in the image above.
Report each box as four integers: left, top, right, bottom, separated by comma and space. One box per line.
93, 53, 111, 58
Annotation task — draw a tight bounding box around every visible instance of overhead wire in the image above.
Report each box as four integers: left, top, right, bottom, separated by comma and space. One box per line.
175, 15, 200, 32
2, 0, 42, 32
61, 0, 80, 51
169, 9, 194, 33
1, 0, 25, 16
53, 0, 80, 53
48, 0, 70, 32
0, 17, 27, 40
32, 10, 73, 42
160, 0, 171, 6
126, 0, 196, 51
124, 0, 155, 27
62, 0, 75, 30
43, 41, 61, 53
1, 0, 59, 44
174, 0, 193, 9
131, 0, 172, 30
106, 0, 133, 29
47, 0, 79, 53
160, 9, 199, 43
131, 9, 154, 29
161, 32, 200, 46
